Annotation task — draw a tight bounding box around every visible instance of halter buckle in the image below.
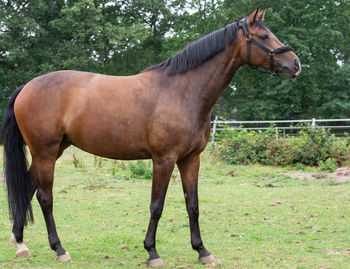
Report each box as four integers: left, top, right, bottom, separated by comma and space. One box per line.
269, 51, 275, 56
245, 35, 251, 41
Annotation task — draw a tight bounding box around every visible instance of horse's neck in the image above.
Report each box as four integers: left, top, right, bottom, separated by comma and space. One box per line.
180, 46, 243, 121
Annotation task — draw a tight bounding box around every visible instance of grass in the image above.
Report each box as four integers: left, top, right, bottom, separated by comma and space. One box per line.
0, 147, 350, 268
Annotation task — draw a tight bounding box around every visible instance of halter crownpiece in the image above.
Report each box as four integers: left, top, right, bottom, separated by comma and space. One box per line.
239, 17, 293, 75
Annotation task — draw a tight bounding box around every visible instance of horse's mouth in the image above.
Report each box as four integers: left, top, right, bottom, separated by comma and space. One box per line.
283, 67, 301, 79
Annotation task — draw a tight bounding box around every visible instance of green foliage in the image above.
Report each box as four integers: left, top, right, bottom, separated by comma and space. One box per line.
218, 125, 350, 167
318, 158, 337, 173
1, 0, 350, 123
217, 1, 350, 120
128, 160, 153, 179
218, 126, 277, 164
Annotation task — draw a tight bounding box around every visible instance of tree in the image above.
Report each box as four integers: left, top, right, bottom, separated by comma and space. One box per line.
0, 0, 349, 123
0, 0, 146, 114
219, 0, 350, 120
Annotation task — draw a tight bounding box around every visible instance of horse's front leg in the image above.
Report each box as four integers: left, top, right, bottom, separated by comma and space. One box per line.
177, 153, 215, 264
144, 157, 175, 268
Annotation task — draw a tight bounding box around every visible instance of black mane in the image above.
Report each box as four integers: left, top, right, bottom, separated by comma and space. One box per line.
143, 18, 242, 76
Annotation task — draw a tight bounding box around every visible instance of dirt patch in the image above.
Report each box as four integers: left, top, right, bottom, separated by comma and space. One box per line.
326, 249, 350, 255
0, 173, 4, 182
284, 167, 350, 182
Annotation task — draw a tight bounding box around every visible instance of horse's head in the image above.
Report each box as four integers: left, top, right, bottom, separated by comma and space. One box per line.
237, 8, 301, 78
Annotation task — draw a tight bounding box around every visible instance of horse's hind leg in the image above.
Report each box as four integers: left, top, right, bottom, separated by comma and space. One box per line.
177, 153, 215, 264
11, 165, 39, 257
33, 147, 71, 261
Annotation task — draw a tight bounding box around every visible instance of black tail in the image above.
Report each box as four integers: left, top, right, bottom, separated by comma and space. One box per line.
2, 85, 33, 226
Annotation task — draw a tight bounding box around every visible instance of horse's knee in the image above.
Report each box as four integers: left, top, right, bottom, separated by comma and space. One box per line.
150, 200, 163, 220
187, 204, 199, 219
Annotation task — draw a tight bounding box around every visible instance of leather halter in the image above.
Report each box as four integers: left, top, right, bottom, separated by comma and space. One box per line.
240, 17, 293, 75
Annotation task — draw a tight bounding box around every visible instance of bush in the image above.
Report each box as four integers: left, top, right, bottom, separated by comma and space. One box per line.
318, 158, 337, 173
129, 160, 153, 179
217, 125, 350, 167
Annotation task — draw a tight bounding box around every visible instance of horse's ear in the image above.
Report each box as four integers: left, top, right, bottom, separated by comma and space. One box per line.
258, 8, 266, 21
246, 8, 260, 25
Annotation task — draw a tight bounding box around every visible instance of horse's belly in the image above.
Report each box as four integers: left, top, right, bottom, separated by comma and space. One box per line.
66, 122, 152, 160
72, 138, 151, 160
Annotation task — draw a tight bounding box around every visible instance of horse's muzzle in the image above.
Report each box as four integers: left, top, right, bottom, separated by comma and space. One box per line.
282, 58, 302, 78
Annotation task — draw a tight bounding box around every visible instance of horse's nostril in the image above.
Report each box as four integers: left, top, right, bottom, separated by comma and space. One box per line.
294, 58, 300, 70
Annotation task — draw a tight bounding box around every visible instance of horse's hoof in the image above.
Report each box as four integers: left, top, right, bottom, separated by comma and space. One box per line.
56, 252, 72, 262
198, 254, 216, 264
15, 249, 31, 258
146, 257, 164, 268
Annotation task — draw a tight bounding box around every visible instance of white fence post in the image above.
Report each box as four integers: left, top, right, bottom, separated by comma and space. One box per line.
211, 116, 218, 146
312, 118, 316, 130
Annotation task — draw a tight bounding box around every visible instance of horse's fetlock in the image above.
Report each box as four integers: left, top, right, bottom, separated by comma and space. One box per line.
191, 239, 204, 251
144, 239, 155, 251
12, 231, 23, 243
49, 237, 61, 251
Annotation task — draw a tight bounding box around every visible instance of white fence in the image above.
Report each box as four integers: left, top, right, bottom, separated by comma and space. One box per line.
211, 117, 350, 145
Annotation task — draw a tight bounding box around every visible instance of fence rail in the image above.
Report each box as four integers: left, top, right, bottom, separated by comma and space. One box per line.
210, 117, 350, 144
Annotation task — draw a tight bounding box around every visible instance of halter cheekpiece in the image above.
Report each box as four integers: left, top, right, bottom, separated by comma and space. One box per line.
239, 17, 293, 75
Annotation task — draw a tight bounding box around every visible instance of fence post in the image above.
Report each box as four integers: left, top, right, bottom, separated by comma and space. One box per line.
275, 127, 279, 139
211, 115, 218, 146
312, 118, 316, 130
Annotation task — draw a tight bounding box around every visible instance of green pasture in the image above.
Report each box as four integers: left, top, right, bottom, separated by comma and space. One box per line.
0, 147, 349, 268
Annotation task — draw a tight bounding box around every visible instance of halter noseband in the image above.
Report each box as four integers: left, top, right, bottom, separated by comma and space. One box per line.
240, 17, 293, 75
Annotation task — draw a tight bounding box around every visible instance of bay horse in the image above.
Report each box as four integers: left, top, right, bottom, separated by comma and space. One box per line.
2, 8, 301, 267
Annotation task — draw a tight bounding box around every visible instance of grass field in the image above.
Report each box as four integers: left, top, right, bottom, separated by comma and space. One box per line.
0, 147, 349, 268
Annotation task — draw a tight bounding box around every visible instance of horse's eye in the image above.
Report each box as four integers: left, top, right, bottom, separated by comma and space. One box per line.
259, 34, 269, 40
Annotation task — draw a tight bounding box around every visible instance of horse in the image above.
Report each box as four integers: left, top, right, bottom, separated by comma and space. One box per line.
2, 8, 301, 267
